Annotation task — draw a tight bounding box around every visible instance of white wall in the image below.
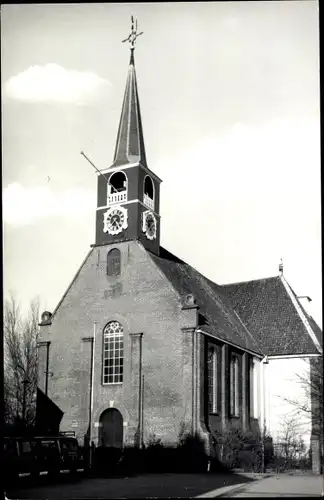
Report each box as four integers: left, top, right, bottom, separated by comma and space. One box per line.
264, 356, 312, 448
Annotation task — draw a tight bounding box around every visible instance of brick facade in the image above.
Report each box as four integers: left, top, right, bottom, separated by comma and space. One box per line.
38, 239, 260, 451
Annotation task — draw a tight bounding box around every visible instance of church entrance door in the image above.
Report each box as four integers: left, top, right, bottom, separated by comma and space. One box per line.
99, 408, 123, 449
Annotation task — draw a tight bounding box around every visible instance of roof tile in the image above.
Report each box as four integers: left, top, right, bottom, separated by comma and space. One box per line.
222, 276, 321, 356
150, 247, 263, 355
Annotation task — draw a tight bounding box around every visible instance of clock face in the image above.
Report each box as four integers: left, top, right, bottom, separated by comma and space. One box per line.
103, 206, 128, 235
142, 210, 157, 240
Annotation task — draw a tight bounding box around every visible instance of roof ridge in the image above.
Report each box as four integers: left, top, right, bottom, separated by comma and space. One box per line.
280, 275, 322, 353
279, 277, 322, 332
159, 246, 194, 266
159, 246, 222, 286
222, 275, 280, 287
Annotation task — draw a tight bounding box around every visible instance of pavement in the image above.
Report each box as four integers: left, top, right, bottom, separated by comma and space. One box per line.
5, 471, 324, 499
210, 473, 324, 498
5, 472, 254, 499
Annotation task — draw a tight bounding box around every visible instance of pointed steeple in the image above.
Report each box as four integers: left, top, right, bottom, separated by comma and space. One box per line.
111, 18, 146, 168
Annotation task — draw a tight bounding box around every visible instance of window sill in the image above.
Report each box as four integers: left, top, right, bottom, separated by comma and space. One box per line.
102, 382, 123, 386
230, 415, 240, 419
208, 412, 220, 416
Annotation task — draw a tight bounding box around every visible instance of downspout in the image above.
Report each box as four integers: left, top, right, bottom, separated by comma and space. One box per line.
192, 329, 197, 435
138, 335, 143, 448
82, 323, 96, 469
260, 355, 269, 472
45, 342, 50, 396
141, 374, 144, 448
89, 323, 96, 465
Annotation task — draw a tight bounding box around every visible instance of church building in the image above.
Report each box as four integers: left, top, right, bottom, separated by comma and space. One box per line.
37, 23, 322, 473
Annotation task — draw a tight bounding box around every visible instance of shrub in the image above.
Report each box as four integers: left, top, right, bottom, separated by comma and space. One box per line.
213, 428, 270, 472
93, 446, 123, 476
119, 446, 144, 475
121, 431, 210, 474
143, 433, 168, 472
177, 432, 208, 472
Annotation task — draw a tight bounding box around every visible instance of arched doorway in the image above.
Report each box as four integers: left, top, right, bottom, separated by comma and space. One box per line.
99, 408, 123, 449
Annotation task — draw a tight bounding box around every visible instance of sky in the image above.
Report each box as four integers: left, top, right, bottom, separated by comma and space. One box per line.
2, 2, 322, 326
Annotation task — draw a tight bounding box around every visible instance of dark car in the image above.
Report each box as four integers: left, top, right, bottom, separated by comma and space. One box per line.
33, 437, 62, 477
4, 435, 84, 482
4, 437, 39, 481
57, 436, 84, 474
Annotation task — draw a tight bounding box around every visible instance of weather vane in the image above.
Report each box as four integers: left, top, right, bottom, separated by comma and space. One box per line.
279, 257, 284, 275
122, 15, 143, 50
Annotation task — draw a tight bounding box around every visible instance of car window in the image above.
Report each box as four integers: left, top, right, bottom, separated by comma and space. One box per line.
38, 439, 60, 457
61, 440, 78, 451
4, 439, 17, 456
20, 441, 32, 454
40, 440, 57, 449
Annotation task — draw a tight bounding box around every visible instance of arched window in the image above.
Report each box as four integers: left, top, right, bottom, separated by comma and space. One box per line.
107, 248, 121, 276
103, 321, 124, 384
107, 171, 128, 206
143, 175, 155, 210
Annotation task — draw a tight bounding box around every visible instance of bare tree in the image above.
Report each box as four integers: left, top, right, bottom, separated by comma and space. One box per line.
4, 293, 40, 432
309, 356, 323, 436
283, 356, 323, 436
273, 415, 308, 470
280, 357, 323, 471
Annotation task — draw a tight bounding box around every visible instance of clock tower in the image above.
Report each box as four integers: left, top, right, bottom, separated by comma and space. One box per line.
95, 23, 161, 256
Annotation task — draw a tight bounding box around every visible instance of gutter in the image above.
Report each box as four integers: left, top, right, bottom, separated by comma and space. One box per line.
196, 328, 263, 359
268, 353, 321, 360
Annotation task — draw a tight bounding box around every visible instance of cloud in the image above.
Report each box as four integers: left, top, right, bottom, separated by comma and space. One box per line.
4, 64, 110, 104
162, 116, 320, 201
3, 183, 95, 226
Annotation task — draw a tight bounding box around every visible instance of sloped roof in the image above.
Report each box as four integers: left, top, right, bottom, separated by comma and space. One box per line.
286, 281, 323, 350
150, 247, 263, 356
306, 315, 322, 348
222, 276, 322, 356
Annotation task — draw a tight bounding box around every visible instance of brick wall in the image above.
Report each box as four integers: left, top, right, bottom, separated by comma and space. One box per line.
38, 239, 262, 451
38, 240, 197, 447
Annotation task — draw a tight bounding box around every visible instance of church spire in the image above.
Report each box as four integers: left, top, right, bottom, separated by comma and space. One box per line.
111, 17, 146, 169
